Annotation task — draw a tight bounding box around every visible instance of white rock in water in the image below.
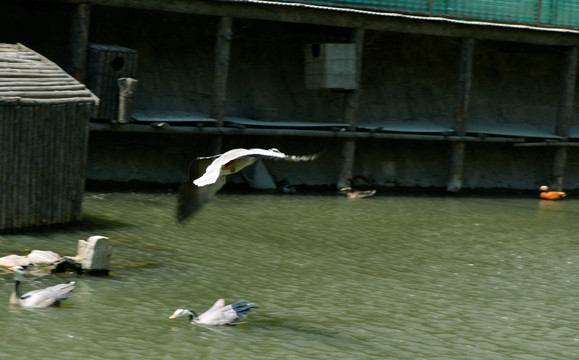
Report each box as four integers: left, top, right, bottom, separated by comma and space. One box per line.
76, 235, 111, 272
26, 250, 61, 264
0, 250, 61, 267
0, 255, 29, 267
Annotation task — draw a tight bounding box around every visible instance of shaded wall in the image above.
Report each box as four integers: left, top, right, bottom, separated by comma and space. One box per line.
2, 4, 578, 191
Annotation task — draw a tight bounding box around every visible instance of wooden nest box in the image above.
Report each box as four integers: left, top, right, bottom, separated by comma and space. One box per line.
86, 43, 138, 121
305, 43, 359, 90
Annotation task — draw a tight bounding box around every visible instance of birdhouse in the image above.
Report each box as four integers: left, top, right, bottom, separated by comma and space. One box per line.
305, 43, 358, 90
86, 43, 138, 121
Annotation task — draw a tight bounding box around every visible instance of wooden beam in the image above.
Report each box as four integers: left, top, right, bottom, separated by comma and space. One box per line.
550, 46, 578, 190
61, 0, 579, 46
69, 3, 91, 82
337, 28, 364, 189
211, 16, 233, 126
555, 47, 578, 140
344, 28, 364, 132
515, 141, 579, 147
209, 16, 233, 154
88, 122, 526, 142
447, 38, 475, 193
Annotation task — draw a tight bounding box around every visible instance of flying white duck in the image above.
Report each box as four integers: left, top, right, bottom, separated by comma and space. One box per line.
9, 265, 75, 307
176, 148, 318, 223
169, 299, 257, 326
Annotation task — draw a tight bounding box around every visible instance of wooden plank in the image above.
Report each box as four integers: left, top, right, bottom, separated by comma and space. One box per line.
0, 72, 71, 78
515, 141, 579, 147
554, 46, 578, 140
0, 78, 82, 84
209, 16, 234, 154
452, 38, 475, 137
0, 85, 88, 91
550, 46, 578, 190
337, 28, 365, 189
447, 38, 475, 193
68, 0, 579, 46
0, 64, 60, 70
344, 28, 365, 131
0, 68, 66, 75
0, 97, 98, 105
210, 16, 233, 126
0, 90, 96, 98
88, 122, 527, 142
70, 3, 91, 82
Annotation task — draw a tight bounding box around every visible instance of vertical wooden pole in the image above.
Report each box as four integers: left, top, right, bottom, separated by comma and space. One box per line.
337, 28, 365, 189
70, 3, 91, 82
447, 38, 475, 192
209, 16, 233, 155
551, 46, 578, 190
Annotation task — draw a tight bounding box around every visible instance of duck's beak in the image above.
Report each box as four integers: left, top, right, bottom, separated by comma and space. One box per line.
169, 314, 177, 319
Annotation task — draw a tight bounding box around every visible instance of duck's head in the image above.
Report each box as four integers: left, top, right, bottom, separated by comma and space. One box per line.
169, 308, 197, 320
9, 265, 27, 274
539, 185, 549, 192
8, 265, 28, 281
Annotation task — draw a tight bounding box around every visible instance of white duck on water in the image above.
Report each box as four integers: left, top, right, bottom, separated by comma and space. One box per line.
170, 299, 257, 325
176, 148, 318, 223
9, 265, 75, 307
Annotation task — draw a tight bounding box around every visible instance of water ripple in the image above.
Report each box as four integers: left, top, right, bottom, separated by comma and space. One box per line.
2, 193, 579, 358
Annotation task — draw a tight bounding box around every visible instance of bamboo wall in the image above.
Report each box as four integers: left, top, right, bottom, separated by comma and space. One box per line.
0, 102, 94, 230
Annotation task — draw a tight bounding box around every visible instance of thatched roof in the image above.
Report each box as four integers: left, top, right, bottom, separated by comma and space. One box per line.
0, 43, 99, 105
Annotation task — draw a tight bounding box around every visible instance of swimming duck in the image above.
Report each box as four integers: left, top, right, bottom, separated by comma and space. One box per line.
339, 187, 377, 199
176, 148, 318, 223
169, 299, 257, 326
539, 185, 566, 200
9, 265, 75, 308
278, 179, 297, 194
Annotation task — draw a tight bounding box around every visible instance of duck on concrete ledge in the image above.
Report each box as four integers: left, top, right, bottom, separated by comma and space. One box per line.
539, 185, 566, 200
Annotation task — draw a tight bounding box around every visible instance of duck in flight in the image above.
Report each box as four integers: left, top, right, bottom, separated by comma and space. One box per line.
9, 265, 75, 308
170, 299, 257, 326
176, 148, 318, 223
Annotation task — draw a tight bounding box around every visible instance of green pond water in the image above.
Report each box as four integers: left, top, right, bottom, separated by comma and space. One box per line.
1, 191, 579, 359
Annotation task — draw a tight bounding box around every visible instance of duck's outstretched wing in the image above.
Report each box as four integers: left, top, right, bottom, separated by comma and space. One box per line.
176, 156, 222, 223
193, 148, 318, 187
205, 298, 226, 314
176, 148, 318, 223
193, 148, 282, 187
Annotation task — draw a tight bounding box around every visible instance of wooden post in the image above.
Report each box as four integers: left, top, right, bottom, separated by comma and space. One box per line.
551, 46, 578, 190
209, 16, 233, 154
70, 3, 91, 82
447, 38, 475, 192
337, 28, 364, 189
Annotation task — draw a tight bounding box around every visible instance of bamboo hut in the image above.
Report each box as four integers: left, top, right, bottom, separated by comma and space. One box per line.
0, 43, 99, 231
